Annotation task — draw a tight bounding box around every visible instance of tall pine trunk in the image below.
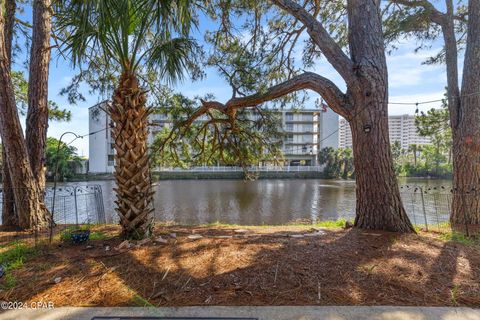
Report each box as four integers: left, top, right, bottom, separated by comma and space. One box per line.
347, 0, 414, 232
1, 0, 17, 226
451, 0, 480, 228
0, 2, 48, 230
350, 105, 413, 232
110, 71, 154, 239
25, 0, 52, 190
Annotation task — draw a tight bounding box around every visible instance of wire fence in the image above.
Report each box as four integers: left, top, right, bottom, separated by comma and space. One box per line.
400, 185, 478, 235
0, 185, 106, 245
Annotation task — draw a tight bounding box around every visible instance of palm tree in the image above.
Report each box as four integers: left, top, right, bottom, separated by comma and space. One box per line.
55, 0, 196, 239
408, 144, 420, 167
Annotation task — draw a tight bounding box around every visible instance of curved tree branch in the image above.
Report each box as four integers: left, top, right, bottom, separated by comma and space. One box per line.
391, 0, 446, 25
200, 72, 350, 118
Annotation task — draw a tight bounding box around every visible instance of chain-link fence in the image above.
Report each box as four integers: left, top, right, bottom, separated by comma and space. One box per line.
0, 185, 106, 245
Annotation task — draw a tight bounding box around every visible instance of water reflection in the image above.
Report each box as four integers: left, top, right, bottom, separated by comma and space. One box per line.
51, 178, 451, 225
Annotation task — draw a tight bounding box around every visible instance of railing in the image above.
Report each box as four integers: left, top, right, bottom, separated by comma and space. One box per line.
154, 165, 325, 172
0, 185, 106, 225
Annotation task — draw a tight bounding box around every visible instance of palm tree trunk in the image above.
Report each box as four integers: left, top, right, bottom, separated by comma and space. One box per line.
110, 70, 154, 239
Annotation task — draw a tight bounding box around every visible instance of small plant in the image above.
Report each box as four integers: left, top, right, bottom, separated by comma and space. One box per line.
450, 284, 460, 306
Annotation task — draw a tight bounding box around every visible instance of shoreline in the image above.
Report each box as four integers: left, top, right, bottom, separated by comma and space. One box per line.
62, 172, 451, 182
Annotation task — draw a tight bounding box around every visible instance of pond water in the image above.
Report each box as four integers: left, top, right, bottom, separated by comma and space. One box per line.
55, 177, 452, 225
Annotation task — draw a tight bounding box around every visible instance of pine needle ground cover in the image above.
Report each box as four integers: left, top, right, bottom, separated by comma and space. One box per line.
1, 225, 479, 306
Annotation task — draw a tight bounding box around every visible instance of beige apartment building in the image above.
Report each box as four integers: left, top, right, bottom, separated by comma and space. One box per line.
338, 114, 431, 149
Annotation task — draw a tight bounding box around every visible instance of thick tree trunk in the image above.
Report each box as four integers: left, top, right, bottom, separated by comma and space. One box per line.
25, 0, 52, 190
349, 105, 414, 232
2, 0, 18, 227
451, 0, 480, 228
0, 4, 48, 230
347, 0, 414, 232
110, 71, 154, 239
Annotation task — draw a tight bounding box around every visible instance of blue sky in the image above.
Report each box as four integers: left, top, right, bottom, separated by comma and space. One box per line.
11, 5, 457, 158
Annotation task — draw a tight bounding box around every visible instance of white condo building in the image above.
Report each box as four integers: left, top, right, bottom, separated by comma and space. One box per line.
338, 114, 431, 149
88, 103, 338, 173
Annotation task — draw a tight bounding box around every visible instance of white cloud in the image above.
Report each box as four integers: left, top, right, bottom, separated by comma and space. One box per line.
387, 50, 445, 88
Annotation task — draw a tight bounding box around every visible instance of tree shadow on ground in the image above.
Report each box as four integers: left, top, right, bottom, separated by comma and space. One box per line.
3, 227, 480, 307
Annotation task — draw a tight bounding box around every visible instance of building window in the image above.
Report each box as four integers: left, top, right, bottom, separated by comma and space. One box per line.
107, 155, 115, 167
303, 124, 313, 131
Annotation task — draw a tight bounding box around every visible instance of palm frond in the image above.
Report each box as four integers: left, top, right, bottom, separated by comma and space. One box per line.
54, 0, 197, 78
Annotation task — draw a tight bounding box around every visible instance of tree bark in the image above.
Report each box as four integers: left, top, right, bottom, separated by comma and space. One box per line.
1, 0, 17, 227
346, 0, 413, 232
25, 0, 52, 190
1, 148, 17, 227
0, 2, 48, 230
110, 71, 154, 239
451, 0, 480, 227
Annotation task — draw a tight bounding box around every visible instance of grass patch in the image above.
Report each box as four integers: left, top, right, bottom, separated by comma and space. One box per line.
312, 219, 348, 228
414, 221, 451, 233
0, 241, 37, 289
439, 231, 479, 246
199, 218, 349, 229
89, 231, 109, 241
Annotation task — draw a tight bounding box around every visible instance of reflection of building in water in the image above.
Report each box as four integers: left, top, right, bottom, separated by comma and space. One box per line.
338, 114, 431, 149
88, 102, 339, 173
